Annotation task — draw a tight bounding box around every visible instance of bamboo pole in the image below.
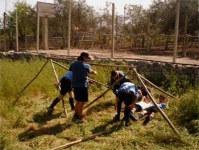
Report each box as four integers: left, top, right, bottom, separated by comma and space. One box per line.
13, 59, 49, 105
139, 74, 177, 99
50, 59, 68, 117
52, 60, 108, 87
83, 88, 110, 111
83, 70, 132, 110
133, 68, 180, 136
89, 63, 136, 69
51, 130, 111, 150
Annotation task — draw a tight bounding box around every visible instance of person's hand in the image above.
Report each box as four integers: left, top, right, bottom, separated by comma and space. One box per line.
88, 80, 95, 85
54, 82, 60, 90
93, 70, 97, 75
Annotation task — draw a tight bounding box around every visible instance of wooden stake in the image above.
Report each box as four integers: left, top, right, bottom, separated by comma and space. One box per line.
13, 60, 49, 105
139, 74, 177, 99
133, 68, 180, 136
52, 60, 108, 87
50, 130, 111, 150
83, 70, 132, 111
50, 59, 68, 117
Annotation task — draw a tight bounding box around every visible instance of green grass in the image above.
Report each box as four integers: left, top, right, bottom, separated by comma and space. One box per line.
0, 58, 198, 150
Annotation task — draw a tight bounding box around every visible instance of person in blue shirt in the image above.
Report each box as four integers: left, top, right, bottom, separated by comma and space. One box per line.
138, 95, 167, 125
47, 71, 74, 115
70, 52, 97, 123
114, 82, 139, 126
47, 56, 84, 115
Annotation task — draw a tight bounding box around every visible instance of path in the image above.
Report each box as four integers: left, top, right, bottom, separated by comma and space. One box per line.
29, 49, 199, 65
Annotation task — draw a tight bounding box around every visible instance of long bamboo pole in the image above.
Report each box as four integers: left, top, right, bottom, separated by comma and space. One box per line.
89, 63, 136, 69
52, 60, 108, 87
13, 59, 49, 105
133, 68, 180, 136
139, 74, 177, 99
51, 130, 111, 150
83, 70, 132, 111
50, 59, 68, 117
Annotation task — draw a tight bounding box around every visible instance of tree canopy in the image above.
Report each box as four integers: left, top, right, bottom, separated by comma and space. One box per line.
1, 0, 198, 45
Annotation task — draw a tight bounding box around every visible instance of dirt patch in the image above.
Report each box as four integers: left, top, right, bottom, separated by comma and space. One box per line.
27, 49, 199, 65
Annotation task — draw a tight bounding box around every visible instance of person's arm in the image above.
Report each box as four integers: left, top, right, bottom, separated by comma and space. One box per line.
85, 63, 97, 75
90, 70, 97, 75
129, 97, 138, 110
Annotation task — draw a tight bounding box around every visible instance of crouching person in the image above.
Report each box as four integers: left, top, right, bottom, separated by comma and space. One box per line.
115, 82, 139, 127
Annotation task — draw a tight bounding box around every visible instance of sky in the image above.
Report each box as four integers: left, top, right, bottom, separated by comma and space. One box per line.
0, 0, 152, 18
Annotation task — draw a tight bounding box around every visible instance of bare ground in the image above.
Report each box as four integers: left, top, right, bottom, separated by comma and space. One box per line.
28, 48, 199, 65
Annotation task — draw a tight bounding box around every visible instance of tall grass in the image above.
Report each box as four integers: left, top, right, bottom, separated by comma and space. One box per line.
170, 89, 199, 134
0, 58, 198, 150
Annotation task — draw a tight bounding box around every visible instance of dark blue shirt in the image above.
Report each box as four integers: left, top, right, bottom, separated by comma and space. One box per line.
69, 61, 92, 88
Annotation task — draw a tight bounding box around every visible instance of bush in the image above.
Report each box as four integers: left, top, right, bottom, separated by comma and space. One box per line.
171, 89, 199, 134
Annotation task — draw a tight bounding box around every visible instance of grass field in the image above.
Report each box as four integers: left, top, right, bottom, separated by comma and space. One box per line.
0, 58, 198, 150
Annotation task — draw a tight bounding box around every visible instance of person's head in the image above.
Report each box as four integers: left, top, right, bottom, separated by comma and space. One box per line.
77, 56, 84, 61
159, 95, 166, 103
143, 95, 151, 103
138, 86, 150, 97
80, 52, 91, 62
111, 70, 119, 80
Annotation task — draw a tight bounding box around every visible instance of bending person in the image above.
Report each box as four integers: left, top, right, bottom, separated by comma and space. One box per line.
114, 82, 139, 126
47, 56, 84, 115
47, 70, 74, 115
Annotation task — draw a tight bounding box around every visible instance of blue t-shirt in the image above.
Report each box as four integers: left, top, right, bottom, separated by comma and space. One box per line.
69, 61, 92, 88
61, 71, 73, 81
157, 103, 167, 110
117, 82, 139, 99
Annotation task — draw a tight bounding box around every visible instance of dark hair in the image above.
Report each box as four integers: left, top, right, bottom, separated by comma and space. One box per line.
138, 86, 151, 96
77, 56, 84, 61
80, 52, 90, 58
111, 70, 117, 77
159, 95, 166, 99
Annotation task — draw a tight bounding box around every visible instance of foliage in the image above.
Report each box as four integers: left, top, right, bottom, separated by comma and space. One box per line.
170, 89, 199, 134
7, 1, 36, 39
161, 70, 191, 95
149, 0, 199, 35
1, 0, 198, 51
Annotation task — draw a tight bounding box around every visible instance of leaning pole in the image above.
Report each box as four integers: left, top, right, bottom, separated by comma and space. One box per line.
133, 68, 180, 136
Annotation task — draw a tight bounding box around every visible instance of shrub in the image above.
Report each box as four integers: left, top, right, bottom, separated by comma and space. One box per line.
171, 89, 199, 134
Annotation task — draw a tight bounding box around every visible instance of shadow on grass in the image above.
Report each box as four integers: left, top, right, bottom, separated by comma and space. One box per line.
84, 100, 114, 116
32, 112, 63, 124
18, 122, 73, 141
91, 119, 123, 136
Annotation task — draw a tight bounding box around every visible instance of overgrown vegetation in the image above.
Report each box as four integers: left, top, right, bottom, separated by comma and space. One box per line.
0, 58, 198, 149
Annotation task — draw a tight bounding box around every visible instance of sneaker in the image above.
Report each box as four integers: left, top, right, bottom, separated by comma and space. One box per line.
125, 121, 131, 127
72, 114, 79, 122
113, 114, 120, 122
142, 115, 152, 126
47, 107, 53, 115
77, 118, 88, 123
129, 113, 138, 121
72, 115, 87, 123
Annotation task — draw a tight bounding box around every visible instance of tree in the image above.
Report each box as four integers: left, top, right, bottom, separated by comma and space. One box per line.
5, 1, 36, 50
149, 0, 198, 35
